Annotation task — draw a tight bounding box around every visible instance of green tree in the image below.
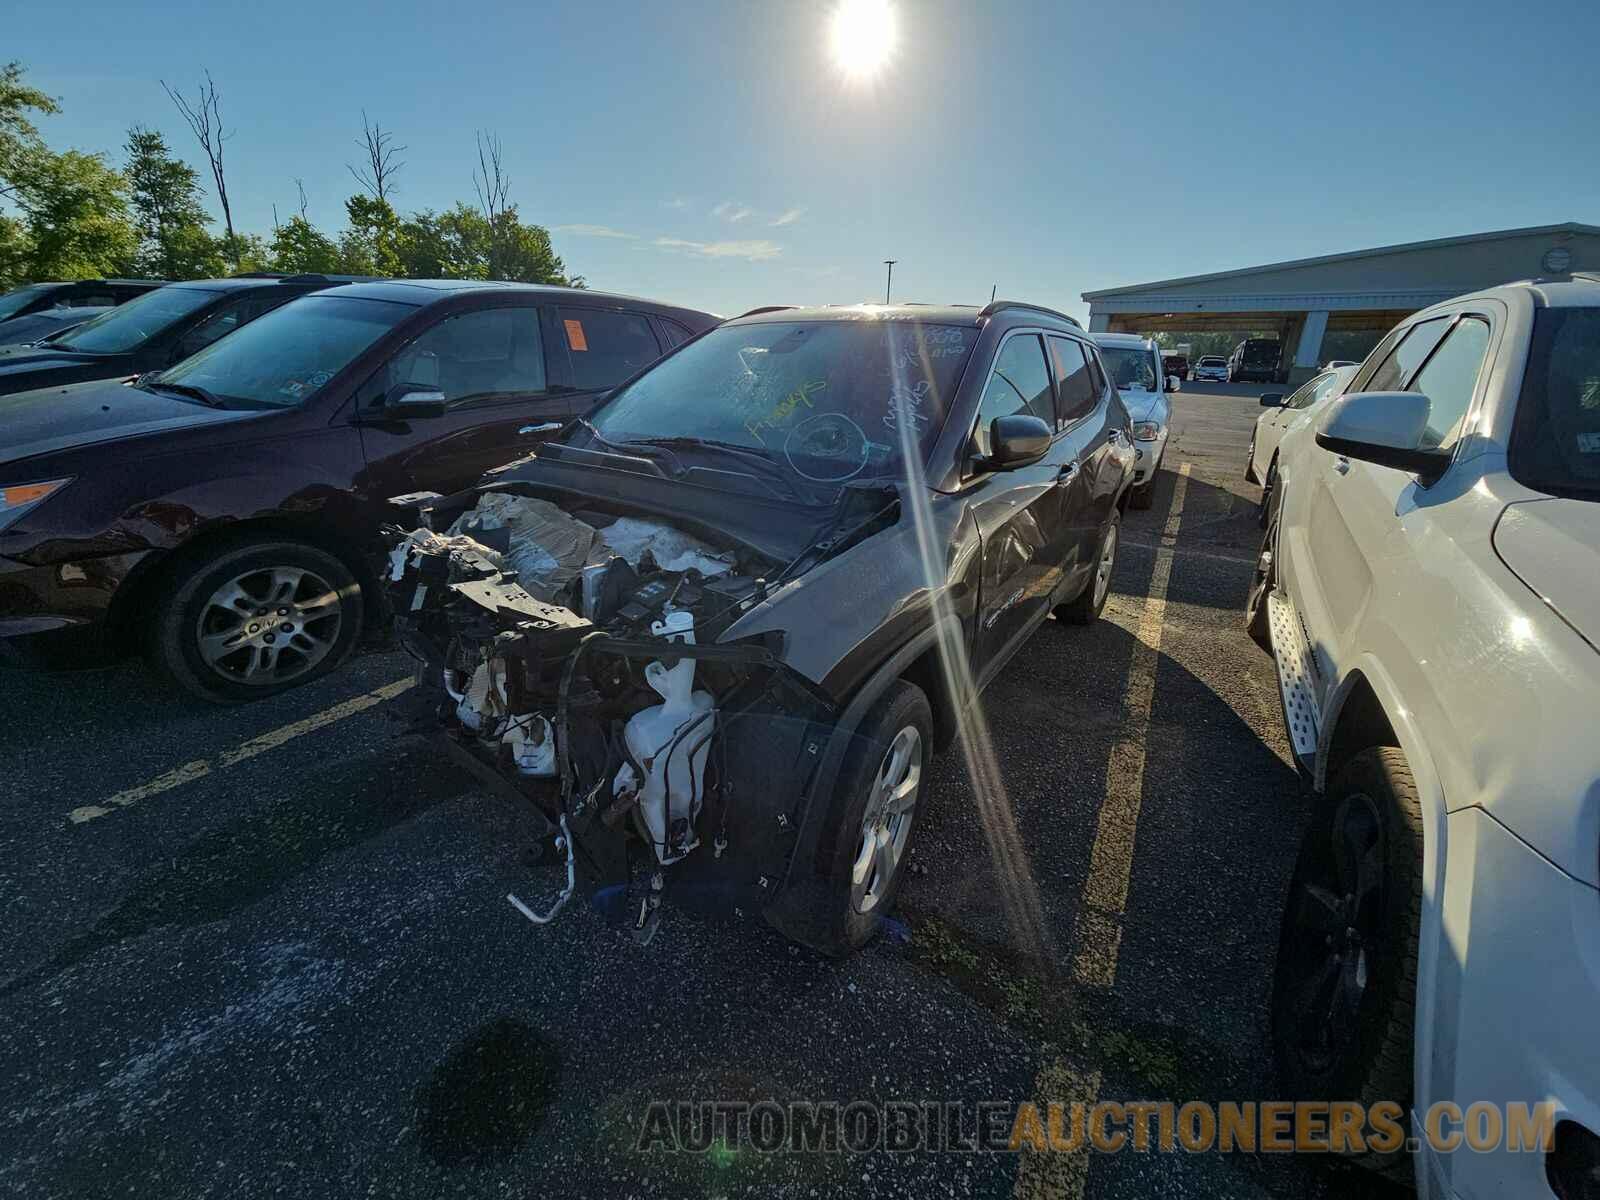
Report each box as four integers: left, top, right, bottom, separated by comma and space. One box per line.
123, 125, 222, 278
338, 192, 403, 276
0, 61, 58, 204
4, 146, 137, 282
268, 215, 341, 274
395, 202, 569, 284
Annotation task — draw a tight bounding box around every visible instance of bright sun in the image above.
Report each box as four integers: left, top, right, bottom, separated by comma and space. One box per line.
829, 0, 898, 80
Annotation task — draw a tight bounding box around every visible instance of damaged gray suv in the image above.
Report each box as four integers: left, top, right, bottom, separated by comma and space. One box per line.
386, 300, 1135, 953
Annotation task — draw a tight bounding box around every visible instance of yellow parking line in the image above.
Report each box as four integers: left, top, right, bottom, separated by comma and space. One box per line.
1072, 463, 1191, 987
1012, 464, 1192, 1200
66, 677, 415, 826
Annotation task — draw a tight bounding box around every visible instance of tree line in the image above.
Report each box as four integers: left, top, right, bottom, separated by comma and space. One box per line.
0, 61, 577, 289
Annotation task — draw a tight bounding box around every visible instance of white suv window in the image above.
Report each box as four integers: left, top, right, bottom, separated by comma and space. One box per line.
1409, 318, 1490, 452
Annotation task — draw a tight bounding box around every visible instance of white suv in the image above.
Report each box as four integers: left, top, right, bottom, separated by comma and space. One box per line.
1089, 332, 1179, 507
1247, 278, 1600, 1198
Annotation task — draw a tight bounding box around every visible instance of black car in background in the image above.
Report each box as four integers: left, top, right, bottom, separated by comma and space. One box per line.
0, 278, 164, 326
1227, 337, 1282, 383
386, 300, 1135, 953
0, 274, 372, 398
0, 281, 718, 700
0, 306, 111, 348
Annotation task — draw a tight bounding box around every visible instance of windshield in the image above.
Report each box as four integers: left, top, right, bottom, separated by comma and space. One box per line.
1509, 307, 1600, 501
0, 284, 52, 322
1199, 357, 1225, 366
1099, 346, 1159, 391
53, 286, 210, 353
583, 319, 979, 488
152, 294, 414, 409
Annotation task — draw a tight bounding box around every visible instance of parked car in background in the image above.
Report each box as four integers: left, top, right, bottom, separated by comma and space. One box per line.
0, 275, 368, 398
1227, 337, 1281, 383
0, 278, 164, 325
0, 306, 110, 349
1192, 354, 1228, 382
1246, 277, 1600, 1199
385, 299, 1134, 953
1244, 363, 1357, 523
1090, 331, 1177, 507
0, 281, 717, 701
1161, 350, 1189, 381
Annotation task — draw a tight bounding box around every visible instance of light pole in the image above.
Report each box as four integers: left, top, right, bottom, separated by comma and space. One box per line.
883, 259, 896, 304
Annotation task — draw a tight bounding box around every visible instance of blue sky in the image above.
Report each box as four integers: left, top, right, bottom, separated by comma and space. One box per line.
16, 0, 1600, 320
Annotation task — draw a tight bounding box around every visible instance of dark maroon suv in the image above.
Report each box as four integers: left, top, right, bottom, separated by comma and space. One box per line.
0, 280, 717, 701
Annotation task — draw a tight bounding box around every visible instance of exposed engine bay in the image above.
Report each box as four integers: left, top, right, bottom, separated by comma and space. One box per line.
383, 486, 846, 943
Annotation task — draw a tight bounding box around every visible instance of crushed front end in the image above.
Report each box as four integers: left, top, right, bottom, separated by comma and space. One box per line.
383, 487, 838, 942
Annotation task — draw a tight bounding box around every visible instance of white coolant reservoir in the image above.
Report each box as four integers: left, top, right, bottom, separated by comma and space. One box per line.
623, 610, 716, 865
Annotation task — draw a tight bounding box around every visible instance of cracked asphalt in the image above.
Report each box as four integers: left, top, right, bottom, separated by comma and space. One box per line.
0, 382, 1409, 1199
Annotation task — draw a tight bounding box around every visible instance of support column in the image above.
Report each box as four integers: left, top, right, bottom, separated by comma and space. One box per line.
1289, 310, 1330, 386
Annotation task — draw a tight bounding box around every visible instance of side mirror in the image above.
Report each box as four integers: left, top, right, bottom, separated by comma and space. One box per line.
1259, 393, 1285, 407
1315, 391, 1451, 483
1166, 374, 1181, 393
384, 385, 448, 419
979, 413, 1052, 471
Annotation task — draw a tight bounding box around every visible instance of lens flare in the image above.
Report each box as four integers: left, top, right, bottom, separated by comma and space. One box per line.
829, 0, 898, 80
887, 330, 1054, 964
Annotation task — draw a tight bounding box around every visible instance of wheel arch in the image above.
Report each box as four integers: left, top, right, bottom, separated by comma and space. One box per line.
106, 514, 379, 651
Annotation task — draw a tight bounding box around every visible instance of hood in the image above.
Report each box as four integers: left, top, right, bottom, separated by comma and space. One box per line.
1118, 390, 1160, 422
1493, 498, 1600, 650
0, 378, 261, 471
0, 342, 131, 395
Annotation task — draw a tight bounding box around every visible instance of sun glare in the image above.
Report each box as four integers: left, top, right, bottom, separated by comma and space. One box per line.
829, 0, 897, 80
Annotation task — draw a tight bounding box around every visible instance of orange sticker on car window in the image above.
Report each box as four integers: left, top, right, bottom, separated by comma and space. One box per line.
564, 319, 588, 351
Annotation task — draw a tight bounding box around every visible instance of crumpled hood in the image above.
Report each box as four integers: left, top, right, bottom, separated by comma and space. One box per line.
1118, 390, 1160, 423
1494, 497, 1600, 650
0, 378, 258, 472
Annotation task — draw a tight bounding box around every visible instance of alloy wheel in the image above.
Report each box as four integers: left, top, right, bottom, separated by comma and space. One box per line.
850, 725, 922, 914
1093, 522, 1118, 610
194, 565, 344, 686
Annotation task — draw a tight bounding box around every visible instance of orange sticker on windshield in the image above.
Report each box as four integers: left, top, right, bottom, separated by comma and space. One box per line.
564, 319, 588, 351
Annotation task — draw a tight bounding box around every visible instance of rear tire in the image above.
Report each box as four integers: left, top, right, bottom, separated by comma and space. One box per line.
1258, 459, 1278, 528
149, 538, 364, 704
1271, 747, 1422, 1183
813, 680, 933, 955
1056, 511, 1120, 625
1245, 508, 1276, 651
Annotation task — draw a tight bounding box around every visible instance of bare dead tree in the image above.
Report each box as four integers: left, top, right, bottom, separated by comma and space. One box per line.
472, 130, 510, 225
161, 69, 235, 249
295, 178, 309, 221
347, 110, 405, 203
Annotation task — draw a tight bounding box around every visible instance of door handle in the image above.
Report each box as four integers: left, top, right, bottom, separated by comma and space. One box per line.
518, 421, 563, 436
1334, 456, 1351, 475
1058, 461, 1081, 482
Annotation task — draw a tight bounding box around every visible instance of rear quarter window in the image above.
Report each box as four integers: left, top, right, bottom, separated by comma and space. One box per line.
1509, 307, 1600, 500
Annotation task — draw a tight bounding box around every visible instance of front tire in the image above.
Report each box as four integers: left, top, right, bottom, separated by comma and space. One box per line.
814, 680, 933, 955
1056, 511, 1120, 624
149, 539, 365, 703
1258, 458, 1278, 528
1271, 747, 1422, 1182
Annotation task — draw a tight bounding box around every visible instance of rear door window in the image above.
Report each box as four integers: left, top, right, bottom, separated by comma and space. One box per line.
1509, 307, 1600, 499
1408, 317, 1490, 452
1048, 335, 1098, 427
559, 308, 662, 391
974, 333, 1054, 455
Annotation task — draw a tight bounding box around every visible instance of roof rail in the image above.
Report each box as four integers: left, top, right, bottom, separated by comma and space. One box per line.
735, 304, 798, 318
978, 299, 1082, 329
278, 273, 384, 284
231, 271, 286, 279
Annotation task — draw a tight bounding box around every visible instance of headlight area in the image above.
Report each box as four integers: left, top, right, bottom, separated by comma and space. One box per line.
0, 477, 73, 533
383, 491, 838, 944
1132, 422, 1162, 441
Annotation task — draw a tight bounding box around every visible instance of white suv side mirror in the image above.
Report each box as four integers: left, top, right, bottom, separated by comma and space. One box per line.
1315, 391, 1451, 483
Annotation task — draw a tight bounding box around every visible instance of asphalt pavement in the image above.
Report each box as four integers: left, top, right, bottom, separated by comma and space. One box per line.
0, 382, 1409, 1199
